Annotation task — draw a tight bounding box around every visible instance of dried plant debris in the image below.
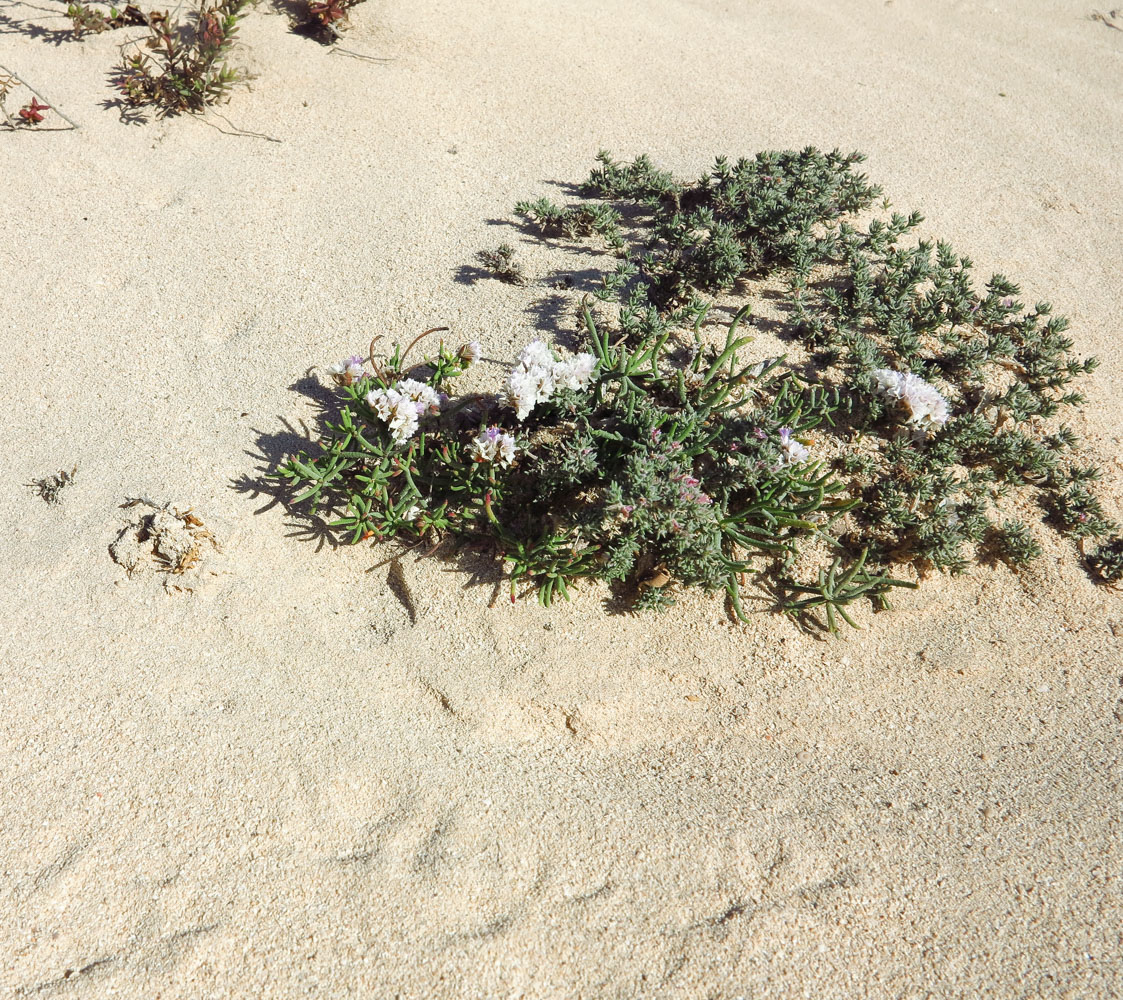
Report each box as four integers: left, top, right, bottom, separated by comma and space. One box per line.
109, 498, 220, 587
275, 148, 1111, 633
1089, 9, 1122, 29
476, 244, 528, 285
30, 466, 78, 505
1, 71, 21, 125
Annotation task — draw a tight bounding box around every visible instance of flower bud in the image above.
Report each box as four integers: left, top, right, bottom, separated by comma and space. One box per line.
329, 356, 365, 387
458, 341, 482, 367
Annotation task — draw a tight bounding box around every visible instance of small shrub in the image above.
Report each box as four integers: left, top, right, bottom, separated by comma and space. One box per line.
293, 0, 367, 42
274, 149, 1109, 632
1045, 482, 1116, 538
115, 0, 249, 114
476, 244, 528, 285
66, 2, 109, 35
993, 519, 1043, 567
514, 198, 624, 250
1088, 536, 1123, 583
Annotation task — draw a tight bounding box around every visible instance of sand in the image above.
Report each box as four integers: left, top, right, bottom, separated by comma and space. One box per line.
2, 0, 1122, 996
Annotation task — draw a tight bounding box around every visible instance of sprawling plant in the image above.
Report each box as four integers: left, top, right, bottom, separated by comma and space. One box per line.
114, 0, 249, 114
276, 149, 1112, 630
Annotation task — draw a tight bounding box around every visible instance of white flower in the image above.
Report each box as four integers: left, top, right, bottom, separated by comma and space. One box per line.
365, 378, 440, 445
504, 341, 598, 421
872, 368, 950, 437
504, 370, 538, 421
396, 378, 442, 415
553, 352, 597, 391
469, 426, 517, 467
517, 340, 556, 371
778, 427, 810, 466
458, 341, 482, 367
329, 355, 365, 386
388, 409, 419, 444
366, 387, 397, 422
402, 504, 422, 522
505, 364, 554, 421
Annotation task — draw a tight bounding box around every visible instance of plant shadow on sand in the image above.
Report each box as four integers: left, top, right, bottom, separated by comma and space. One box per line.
231, 371, 347, 552
0, 2, 74, 45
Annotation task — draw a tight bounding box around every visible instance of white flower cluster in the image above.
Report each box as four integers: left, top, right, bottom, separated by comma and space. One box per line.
469, 426, 517, 467
505, 341, 597, 421
366, 378, 442, 445
329, 356, 365, 386
872, 368, 950, 437
778, 427, 810, 466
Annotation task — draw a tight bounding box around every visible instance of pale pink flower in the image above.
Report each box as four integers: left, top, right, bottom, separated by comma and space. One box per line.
778, 427, 810, 466
469, 426, 517, 467
329, 356, 365, 386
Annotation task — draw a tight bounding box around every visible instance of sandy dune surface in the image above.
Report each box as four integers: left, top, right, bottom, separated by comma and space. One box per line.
3, 1, 1122, 996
